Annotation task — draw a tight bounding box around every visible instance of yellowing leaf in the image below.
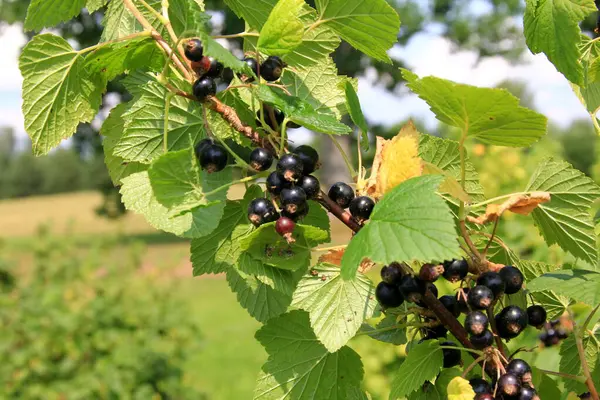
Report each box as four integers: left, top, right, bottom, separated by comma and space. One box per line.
447, 376, 475, 400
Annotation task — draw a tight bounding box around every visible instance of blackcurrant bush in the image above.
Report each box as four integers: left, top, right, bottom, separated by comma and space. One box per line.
468, 285, 494, 310
527, 305, 547, 328
349, 196, 375, 221
193, 76, 217, 101
476, 271, 506, 298
470, 329, 494, 349
375, 281, 404, 308
519, 386, 540, 400
496, 305, 529, 339
442, 258, 468, 282
506, 359, 532, 384
260, 55, 285, 81
242, 57, 259, 81
277, 154, 304, 182
380, 262, 404, 285
465, 311, 489, 335
456, 288, 470, 314
328, 182, 355, 209
469, 378, 492, 395
497, 373, 521, 397
184, 38, 203, 61
299, 175, 320, 199
439, 295, 460, 317
266, 172, 290, 195
398, 275, 423, 303
204, 57, 224, 78
294, 145, 319, 174
275, 216, 295, 237
249, 148, 273, 171
280, 187, 307, 215
282, 201, 309, 221
499, 265, 524, 295
247, 198, 278, 227
440, 341, 461, 368
198, 143, 228, 173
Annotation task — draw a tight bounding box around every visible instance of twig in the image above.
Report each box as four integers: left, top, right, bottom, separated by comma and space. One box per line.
316, 191, 362, 233
460, 220, 483, 261
537, 369, 588, 382
482, 218, 499, 256
577, 332, 600, 400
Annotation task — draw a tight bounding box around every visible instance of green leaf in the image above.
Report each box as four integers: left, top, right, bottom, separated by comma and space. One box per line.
528, 269, 600, 306
341, 175, 460, 280
302, 200, 331, 241
257, 0, 304, 55
168, 0, 211, 37
517, 260, 573, 318
531, 368, 563, 399
560, 331, 600, 392
19, 34, 103, 156
24, 0, 86, 31
197, 32, 255, 75
360, 314, 407, 345
86, 0, 108, 13
291, 264, 376, 352
389, 340, 444, 399
224, 0, 277, 30
314, 0, 400, 63
402, 69, 548, 147
256, 85, 351, 134
525, 158, 600, 264
524, 0, 595, 85
572, 36, 600, 114
407, 382, 443, 400
238, 253, 301, 296
100, 0, 141, 42
344, 81, 369, 150
254, 311, 366, 399
434, 368, 461, 398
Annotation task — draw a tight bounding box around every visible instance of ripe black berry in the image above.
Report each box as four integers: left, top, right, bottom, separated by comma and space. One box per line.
476, 271, 506, 298
465, 311, 489, 335
191, 56, 211, 75
349, 196, 375, 221
423, 323, 448, 339
398, 275, 423, 303
456, 288, 470, 314
519, 386, 539, 400
198, 143, 227, 173
440, 341, 461, 368
260, 56, 285, 81
506, 359, 532, 384
540, 329, 560, 347
470, 329, 494, 349
280, 187, 307, 215
442, 259, 469, 282
193, 76, 217, 101
499, 265, 524, 295
497, 373, 521, 397
204, 57, 224, 78
328, 182, 355, 209
375, 281, 404, 308
419, 263, 444, 282
294, 145, 319, 174
275, 216, 295, 236
496, 305, 528, 339
527, 305, 547, 328
242, 57, 259, 81
468, 285, 494, 310
439, 295, 460, 317
184, 38, 203, 61
249, 148, 273, 171
247, 198, 278, 227
299, 175, 320, 199
469, 378, 492, 395
380, 263, 404, 285
580, 392, 593, 400
195, 138, 212, 157
277, 154, 304, 182
282, 202, 309, 221
266, 172, 290, 195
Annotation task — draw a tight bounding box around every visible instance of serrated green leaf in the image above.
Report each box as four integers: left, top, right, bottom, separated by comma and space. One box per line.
256, 85, 351, 134
20, 34, 103, 156
407, 381, 443, 400
524, 0, 595, 85
341, 175, 460, 280
100, 0, 141, 42
531, 367, 563, 399
360, 314, 407, 345
560, 331, 600, 392
257, 0, 304, 55
389, 340, 444, 399
525, 158, 600, 264
24, 0, 86, 31
314, 0, 400, 63
434, 368, 462, 398
168, 0, 211, 37
403, 69, 548, 147
238, 252, 301, 295
197, 32, 254, 74
344, 81, 368, 146
572, 36, 600, 114
254, 310, 366, 399
86, 0, 107, 13
224, 0, 277, 30
302, 200, 331, 239
292, 264, 376, 352
528, 269, 600, 306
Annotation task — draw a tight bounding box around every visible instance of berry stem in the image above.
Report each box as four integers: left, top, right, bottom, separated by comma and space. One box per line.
316, 191, 362, 233
329, 136, 357, 179
537, 369, 588, 383
487, 303, 507, 359
203, 171, 270, 197
212, 32, 260, 39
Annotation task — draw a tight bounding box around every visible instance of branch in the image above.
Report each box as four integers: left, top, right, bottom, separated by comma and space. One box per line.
316, 191, 362, 233
577, 333, 600, 400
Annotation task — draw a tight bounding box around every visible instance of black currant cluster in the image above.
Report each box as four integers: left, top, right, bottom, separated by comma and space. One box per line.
328, 182, 375, 222
470, 358, 538, 399
538, 318, 570, 347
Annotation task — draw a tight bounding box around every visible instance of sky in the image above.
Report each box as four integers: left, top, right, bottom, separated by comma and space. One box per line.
0, 19, 592, 145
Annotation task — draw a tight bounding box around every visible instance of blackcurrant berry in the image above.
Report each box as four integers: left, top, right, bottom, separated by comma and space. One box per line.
527, 305, 547, 328
299, 175, 320, 199
249, 148, 273, 171
476, 271, 506, 298
439, 295, 460, 317
282, 201, 309, 222
266, 172, 290, 195
194, 138, 212, 158
280, 187, 307, 215
475, 394, 493, 400
423, 323, 448, 339
198, 143, 227, 173
398, 275, 423, 303
277, 154, 304, 182
442, 258, 469, 282
294, 145, 319, 174
440, 341, 461, 368
222, 67, 234, 84
328, 182, 355, 209
465, 311, 489, 335
193, 76, 217, 101
497, 373, 521, 397
375, 281, 404, 308
242, 57, 259, 81
349, 196, 375, 221
260, 56, 285, 81
496, 305, 529, 339
506, 359, 532, 384
519, 386, 540, 400
456, 288, 470, 314
191, 56, 211, 75
184, 38, 203, 61
540, 329, 560, 347
247, 198, 278, 227
204, 57, 224, 78
499, 265, 524, 295
275, 216, 295, 237
419, 263, 444, 282
380, 262, 404, 285
470, 329, 494, 350
557, 328, 569, 339
257, 106, 285, 131
469, 378, 491, 395
580, 392, 593, 399
468, 285, 494, 310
